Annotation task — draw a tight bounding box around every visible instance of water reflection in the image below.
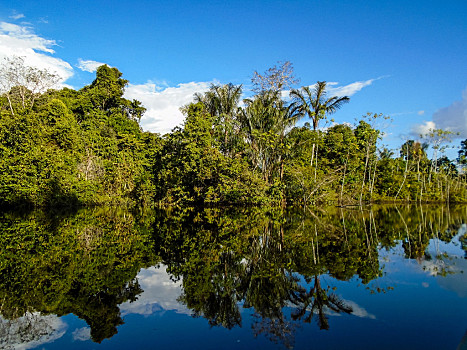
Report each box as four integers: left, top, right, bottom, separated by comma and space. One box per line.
0, 205, 465, 348
0, 208, 158, 344
0, 313, 66, 350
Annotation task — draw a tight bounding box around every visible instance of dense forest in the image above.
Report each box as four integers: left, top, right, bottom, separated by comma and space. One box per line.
0, 57, 465, 208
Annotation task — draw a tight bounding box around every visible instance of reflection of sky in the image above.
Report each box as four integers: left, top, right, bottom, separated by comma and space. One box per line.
0, 313, 67, 350
72, 326, 91, 342
120, 265, 189, 316
379, 224, 467, 298
1, 228, 465, 349
435, 259, 467, 298
426, 223, 466, 258
343, 300, 376, 319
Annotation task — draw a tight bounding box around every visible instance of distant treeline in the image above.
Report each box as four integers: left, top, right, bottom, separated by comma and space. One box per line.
0, 58, 465, 208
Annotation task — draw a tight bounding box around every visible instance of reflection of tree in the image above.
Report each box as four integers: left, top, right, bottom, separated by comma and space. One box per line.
0, 312, 65, 349
155, 204, 465, 346
252, 313, 297, 350
1, 204, 464, 347
156, 207, 376, 347
290, 275, 352, 330
0, 208, 157, 343
460, 232, 467, 258
178, 251, 243, 329
66, 278, 143, 343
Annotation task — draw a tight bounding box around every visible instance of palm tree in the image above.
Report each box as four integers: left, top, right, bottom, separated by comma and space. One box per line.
240, 91, 300, 183
289, 82, 350, 179
290, 82, 350, 131
289, 275, 352, 330
194, 83, 243, 156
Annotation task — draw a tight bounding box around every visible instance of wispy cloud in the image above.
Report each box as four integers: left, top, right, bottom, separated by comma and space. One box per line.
9, 12, 25, 20
125, 81, 211, 134
77, 58, 107, 73
0, 21, 73, 83
326, 76, 388, 97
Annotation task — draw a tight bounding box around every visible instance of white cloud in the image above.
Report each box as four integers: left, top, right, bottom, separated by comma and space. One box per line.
10, 13, 25, 20
410, 121, 436, 137
77, 58, 107, 73
125, 81, 211, 134
418, 110, 425, 116
120, 265, 190, 316
409, 87, 467, 139
0, 21, 73, 83
432, 86, 467, 138
326, 76, 387, 97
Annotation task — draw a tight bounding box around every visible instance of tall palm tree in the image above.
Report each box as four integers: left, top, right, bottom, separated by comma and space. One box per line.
194, 83, 243, 156
240, 91, 300, 183
289, 82, 350, 179
290, 82, 350, 131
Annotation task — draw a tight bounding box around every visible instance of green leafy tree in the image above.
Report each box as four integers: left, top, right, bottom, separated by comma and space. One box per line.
194, 83, 243, 156
290, 82, 349, 131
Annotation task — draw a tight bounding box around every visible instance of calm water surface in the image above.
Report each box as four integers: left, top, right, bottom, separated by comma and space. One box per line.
0, 205, 466, 349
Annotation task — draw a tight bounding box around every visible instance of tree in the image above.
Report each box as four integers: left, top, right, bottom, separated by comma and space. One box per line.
194, 83, 243, 156
288, 83, 350, 188
290, 82, 350, 131
420, 128, 456, 179
240, 91, 299, 183
85, 65, 128, 111
400, 140, 428, 181
355, 118, 381, 202
251, 61, 299, 93
0, 56, 59, 115
458, 139, 467, 169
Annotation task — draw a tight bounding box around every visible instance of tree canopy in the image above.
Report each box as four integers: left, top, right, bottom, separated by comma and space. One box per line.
0, 58, 465, 209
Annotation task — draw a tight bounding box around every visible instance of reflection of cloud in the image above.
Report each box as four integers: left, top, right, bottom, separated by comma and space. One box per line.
120, 265, 189, 316
0, 313, 67, 350
343, 300, 376, 319
434, 258, 467, 298
289, 298, 375, 319
72, 327, 91, 341
124, 81, 211, 134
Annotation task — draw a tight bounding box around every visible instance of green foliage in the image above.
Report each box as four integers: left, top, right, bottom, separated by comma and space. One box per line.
154, 103, 271, 206
0, 58, 465, 208
0, 62, 160, 209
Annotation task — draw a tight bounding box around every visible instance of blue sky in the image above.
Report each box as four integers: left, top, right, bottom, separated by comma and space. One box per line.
1, 0, 466, 157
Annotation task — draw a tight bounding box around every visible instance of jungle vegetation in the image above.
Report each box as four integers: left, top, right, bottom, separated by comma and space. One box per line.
0, 57, 465, 208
